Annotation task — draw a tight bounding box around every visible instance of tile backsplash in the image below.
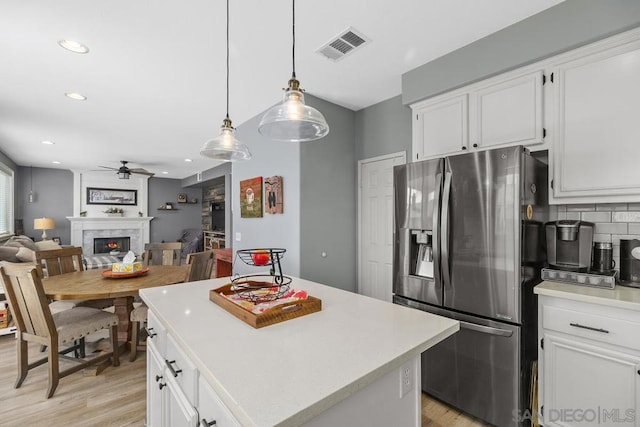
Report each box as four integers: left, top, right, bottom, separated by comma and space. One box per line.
552, 203, 640, 269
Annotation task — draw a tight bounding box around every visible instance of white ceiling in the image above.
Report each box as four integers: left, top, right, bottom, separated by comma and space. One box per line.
0, 0, 564, 179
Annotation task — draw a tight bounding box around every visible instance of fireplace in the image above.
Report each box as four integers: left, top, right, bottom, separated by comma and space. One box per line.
94, 237, 130, 254
68, 217, 152, 256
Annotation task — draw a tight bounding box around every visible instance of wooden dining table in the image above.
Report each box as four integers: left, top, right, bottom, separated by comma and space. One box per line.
43, 265, 188, 343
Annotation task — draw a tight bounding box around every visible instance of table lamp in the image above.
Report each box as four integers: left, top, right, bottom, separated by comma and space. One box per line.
34, 217, 55, 240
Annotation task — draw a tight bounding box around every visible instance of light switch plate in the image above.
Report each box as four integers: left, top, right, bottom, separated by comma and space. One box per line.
235, 232, 241, 241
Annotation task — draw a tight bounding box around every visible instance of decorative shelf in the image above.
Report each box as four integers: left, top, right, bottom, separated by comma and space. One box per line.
157, 207, 179, 211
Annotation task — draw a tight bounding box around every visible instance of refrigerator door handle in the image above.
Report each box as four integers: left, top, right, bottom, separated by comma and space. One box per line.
441, 170, 452, 289
460, 320, 514, 337
433, 172, 442, 286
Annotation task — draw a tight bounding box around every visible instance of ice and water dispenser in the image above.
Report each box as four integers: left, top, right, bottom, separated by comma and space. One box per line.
411, 230, 434, 278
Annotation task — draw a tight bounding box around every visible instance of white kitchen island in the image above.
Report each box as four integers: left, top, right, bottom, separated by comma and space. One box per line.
140, 276, 459, 426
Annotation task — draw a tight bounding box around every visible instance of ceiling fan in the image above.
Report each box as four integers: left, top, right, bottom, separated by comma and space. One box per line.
97, 160, 155, 179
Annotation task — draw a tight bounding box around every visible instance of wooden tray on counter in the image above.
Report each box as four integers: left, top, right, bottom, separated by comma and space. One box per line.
209, 283, 322, 329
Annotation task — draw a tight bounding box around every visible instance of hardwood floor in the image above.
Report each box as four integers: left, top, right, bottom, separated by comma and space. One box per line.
0, 334, 488, 426
0, 334, 146, 426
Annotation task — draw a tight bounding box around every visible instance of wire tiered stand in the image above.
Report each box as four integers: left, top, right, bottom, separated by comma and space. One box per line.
209, 248, 322, 328
230, 248, 293, 302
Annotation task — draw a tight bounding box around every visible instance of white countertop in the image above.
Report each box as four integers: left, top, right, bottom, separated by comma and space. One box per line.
535, 281, 640, 311
140, 276, 459, 426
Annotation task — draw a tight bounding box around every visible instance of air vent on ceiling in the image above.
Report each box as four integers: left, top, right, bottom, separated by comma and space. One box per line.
316, 27, 370, 62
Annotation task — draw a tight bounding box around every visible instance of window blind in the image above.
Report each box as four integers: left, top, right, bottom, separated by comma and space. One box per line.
0, 163, 14, 236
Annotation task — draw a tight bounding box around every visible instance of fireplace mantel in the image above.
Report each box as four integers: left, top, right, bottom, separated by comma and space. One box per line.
68, 216, 154, 255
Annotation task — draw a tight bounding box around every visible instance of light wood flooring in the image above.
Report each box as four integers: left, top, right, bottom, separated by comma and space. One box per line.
0, 334, 487, 426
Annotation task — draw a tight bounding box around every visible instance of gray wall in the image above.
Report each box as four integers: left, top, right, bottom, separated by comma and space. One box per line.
402, 0, 640, 105
18, 167, 73, 243
300, 96, 356, 292
148, 177, 202, 243
182, 162, 231, 188
232, 108, 302, 277
355, 95, 411, 161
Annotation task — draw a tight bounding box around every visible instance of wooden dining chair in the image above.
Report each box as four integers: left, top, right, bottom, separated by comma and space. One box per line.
185, 250, 215, 282
36, 247, 113, 314
142, 242, 183, 266
129, 250, 212, 362
0, 262, 119, 398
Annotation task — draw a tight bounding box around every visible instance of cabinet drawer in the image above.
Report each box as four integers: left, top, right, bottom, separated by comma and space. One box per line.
166, 334, 198, 405
198, 379, 240, 426
147, 309, 166, 356
543, 305, 640, 351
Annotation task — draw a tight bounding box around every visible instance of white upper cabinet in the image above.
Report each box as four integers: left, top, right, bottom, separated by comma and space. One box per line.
550, 31, 640, 203
412, 93, 468, 160
470, 71, 544, 150
411, 69, 545, 162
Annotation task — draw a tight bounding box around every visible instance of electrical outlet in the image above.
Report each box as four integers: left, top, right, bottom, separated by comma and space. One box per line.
235, 232, 241, 241
399, 360, 413, 398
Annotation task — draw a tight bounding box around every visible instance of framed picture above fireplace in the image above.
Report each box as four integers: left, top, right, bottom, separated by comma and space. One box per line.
87, 187, 138, 206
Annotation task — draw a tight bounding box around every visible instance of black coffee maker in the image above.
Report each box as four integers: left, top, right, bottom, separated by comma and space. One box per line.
545, 220, 594, 272
620, 239, 640, 287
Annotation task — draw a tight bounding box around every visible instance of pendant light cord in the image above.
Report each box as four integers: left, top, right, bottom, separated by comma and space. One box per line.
225, 0, 230, 120
292, 0, 296, 79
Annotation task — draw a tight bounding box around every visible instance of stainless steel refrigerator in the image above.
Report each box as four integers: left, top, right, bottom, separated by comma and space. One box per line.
393, 146, 547, 427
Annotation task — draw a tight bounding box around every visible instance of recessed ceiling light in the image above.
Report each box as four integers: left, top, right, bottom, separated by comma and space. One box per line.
58, 39, 89, 54
184, 159, 193, 162
162, 171, 169, 175
65, 92, 87, 101
41, 140, 55, 145
52, 160, 61, 164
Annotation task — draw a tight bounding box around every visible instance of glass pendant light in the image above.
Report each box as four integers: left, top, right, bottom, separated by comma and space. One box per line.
258, 0, 329, 142
200, 0, 251, 162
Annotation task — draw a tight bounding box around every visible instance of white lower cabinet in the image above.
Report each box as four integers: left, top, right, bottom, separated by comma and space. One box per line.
165, 373, 198, 427
198, 379, 241, 427
147, 341, 165, 427
539, 296, 640, 426
146, 330, 239, 427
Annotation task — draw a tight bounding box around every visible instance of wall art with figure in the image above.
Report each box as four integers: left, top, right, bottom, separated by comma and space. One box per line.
240, 176, 263, 218
264, 176, 283, 214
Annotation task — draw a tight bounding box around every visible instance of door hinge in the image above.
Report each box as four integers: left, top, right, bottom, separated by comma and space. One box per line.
543, 128, 546, 138
416, 153, 419, 160
541, 338, 544, 349
550, 179, 554, 190
550, 72, 554, 83
541, 405, 544, 417
416, 114, 419, 120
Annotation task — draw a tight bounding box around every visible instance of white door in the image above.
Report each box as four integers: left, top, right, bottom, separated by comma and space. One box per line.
358, 152, 406, 301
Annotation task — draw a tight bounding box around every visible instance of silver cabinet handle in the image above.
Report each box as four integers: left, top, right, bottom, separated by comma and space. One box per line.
165, 359, 183, 377
201, 419, 217, 426
441, 170, 452, 289
460, 320, 513, 337
569, 322, 609, 334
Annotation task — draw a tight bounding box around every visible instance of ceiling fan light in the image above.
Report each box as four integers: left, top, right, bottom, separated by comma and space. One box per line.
200, 122, 251, 162
118, 171, 130, 179
258, 88, 330, 142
